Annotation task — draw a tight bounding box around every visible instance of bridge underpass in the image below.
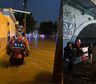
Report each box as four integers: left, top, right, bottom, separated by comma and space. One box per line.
63, 0, 96, 84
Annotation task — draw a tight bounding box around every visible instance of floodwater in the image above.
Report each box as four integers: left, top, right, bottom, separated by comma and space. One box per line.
0, 37, 56, 84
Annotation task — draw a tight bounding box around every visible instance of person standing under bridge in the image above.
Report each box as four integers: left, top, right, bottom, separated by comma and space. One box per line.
88, 44, 93, 64
76, 39, 81, 56
64, 42, 74, 72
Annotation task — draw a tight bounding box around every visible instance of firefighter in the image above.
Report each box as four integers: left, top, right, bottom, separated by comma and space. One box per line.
18, 25, 30, 55
9, 25, 30, 55
6, 25, 30, 65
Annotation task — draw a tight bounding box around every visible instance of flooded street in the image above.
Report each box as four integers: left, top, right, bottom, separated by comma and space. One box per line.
0, 37, 56, 84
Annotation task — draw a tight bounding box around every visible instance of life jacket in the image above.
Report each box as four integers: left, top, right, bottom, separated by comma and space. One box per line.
10, 36, 25, 58
11, 36, 25, 49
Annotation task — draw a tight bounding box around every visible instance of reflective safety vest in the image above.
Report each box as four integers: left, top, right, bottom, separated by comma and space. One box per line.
11, 36, 25, 49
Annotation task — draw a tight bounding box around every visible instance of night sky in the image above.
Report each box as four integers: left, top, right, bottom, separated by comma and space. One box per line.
0, 0, 60, 22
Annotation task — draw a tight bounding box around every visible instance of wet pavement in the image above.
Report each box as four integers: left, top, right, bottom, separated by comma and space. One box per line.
0, 37, 56, 84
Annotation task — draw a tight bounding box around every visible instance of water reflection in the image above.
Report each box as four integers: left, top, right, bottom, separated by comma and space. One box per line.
26, 34, 39, 48
34, 36, 38, 48
26, 33, 56, 49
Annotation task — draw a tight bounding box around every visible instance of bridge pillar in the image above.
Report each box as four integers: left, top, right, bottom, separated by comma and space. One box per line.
53, 0, 63, 84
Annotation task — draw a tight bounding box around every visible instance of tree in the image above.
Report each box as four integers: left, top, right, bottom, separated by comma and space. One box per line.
26, 13, 36, 33
14, 13, 36, 33
54, 21, 58, 34
38, 21, 55, 37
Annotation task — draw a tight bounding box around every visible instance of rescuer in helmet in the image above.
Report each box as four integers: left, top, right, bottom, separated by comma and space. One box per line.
6, 24, 30, 66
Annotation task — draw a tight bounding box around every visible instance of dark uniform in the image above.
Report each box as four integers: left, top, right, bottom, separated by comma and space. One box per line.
64, 42, 74, 72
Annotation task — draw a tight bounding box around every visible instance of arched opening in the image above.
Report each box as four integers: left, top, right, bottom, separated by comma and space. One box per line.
71, 20, 96, 43
77, 23, 96, 46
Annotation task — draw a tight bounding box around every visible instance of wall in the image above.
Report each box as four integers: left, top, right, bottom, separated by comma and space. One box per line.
63, 4, 95, 47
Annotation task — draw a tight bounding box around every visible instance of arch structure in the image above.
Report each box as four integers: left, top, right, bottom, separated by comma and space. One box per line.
63, 4, 96, 48
71, 20, 96, 42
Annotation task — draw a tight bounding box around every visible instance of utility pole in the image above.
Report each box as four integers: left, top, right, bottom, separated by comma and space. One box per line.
15, 0, 18, 9
52, 0, 63, 84
23, 0, 27, 33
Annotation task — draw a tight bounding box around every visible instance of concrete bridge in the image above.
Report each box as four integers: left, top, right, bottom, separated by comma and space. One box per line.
62, 0, 96, 84
63, 0, 96, 47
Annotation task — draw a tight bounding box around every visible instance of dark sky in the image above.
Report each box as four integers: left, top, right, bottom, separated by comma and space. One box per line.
0, 0, 60, 22
27, 0, 60, 22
